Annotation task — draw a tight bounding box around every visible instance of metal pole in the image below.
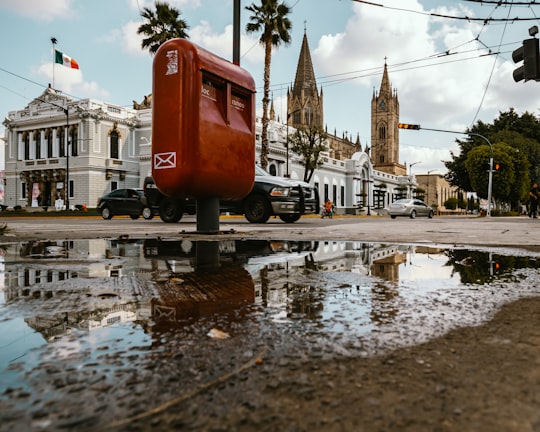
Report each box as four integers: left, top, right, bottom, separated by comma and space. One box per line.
233, 0, 240, 65
487, 155, 493, 217
285, 114, 289, 177
415, 127, 494, 217
51, 37, 57, 89
196, 198, 220, 234
65, 109, 69, 211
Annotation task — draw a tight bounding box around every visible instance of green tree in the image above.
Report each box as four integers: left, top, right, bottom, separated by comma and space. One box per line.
288, 125, 327, 182
444, 109, 539, 208
245, 0, 292, 170
464, 142, 529, 210
137, 1, 190, 55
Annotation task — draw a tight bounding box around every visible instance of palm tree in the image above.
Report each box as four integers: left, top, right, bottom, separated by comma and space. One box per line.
245, 0, 292, 170
137, 1, 190, 55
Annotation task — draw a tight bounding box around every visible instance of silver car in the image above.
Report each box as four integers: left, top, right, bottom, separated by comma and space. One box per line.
388, 199, 434, 219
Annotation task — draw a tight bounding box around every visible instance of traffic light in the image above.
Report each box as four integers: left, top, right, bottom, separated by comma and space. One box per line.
512, 38, 540, 82
494, 162, 501, 171
397, 123, 420, 130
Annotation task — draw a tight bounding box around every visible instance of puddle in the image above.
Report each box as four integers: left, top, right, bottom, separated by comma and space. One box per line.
1, 238, 540, 395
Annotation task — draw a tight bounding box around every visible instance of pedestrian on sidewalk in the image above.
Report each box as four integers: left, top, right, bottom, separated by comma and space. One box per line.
528, 182, 538, 218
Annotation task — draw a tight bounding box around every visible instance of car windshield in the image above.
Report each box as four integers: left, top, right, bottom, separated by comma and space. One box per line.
255, 165, 269, 176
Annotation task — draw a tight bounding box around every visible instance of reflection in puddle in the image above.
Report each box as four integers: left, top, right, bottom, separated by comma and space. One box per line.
1, 238, 540, 392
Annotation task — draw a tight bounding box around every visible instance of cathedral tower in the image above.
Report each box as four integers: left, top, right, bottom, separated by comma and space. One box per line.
287, 30, 323, 128
371, 62, 406, 176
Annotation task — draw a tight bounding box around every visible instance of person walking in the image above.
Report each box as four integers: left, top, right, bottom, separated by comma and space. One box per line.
528, 182, 539, 218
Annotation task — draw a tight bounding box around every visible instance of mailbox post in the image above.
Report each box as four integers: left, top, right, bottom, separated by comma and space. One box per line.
152, 39, 256, 233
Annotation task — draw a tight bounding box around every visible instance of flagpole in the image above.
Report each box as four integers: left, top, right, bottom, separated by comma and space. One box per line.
51, 37, 57, 89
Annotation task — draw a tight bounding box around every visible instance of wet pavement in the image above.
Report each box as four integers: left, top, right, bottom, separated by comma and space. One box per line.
1, 236, 540, 431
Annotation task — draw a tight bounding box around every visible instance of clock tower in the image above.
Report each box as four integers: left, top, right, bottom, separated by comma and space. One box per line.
371, 62, 406, 176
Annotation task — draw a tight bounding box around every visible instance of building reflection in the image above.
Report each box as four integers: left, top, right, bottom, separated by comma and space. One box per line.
0, 238, 528, 345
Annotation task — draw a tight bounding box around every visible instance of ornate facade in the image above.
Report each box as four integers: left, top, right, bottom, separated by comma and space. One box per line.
1, 37, 416, 214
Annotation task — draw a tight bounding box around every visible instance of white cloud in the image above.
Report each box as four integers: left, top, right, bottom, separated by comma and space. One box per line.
190, 21, 263, 64
35, 62, 109, 101
0, 0, 73, 21
104, 21, 147, 57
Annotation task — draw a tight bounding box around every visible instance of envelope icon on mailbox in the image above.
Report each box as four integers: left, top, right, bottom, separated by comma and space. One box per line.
154, 152, 176, 169
154, 304, 176, 320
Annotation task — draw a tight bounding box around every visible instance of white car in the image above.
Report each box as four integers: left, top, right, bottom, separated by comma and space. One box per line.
388, 199, 434, 219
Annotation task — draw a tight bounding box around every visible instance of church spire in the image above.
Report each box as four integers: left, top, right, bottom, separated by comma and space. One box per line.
379, 59, 392, 97
288, 28, 323, 128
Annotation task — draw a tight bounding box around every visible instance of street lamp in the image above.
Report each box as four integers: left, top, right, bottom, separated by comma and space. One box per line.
409, 161, 421, 175
399, 125, 494, 217
37, 96, 69, 210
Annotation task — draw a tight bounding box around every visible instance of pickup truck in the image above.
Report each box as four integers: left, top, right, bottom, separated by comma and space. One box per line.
143, 165, 319, 223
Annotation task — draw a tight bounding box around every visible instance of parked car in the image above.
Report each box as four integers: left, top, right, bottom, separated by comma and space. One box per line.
143, 165, 320, 224
388, 198, 434, 219
97, 188, 153, 220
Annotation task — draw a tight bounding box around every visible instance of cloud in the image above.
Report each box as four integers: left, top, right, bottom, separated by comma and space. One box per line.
104, 21, 147, 57
311, 0, 539, 140
35, 62, 109, 101
190, 21, 263, 64
0, 0, 73, 21
127, 0, 201, 12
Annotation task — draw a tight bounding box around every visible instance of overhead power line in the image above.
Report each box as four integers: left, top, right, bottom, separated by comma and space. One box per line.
351, 0, 540, 21
464, 0, 540, 5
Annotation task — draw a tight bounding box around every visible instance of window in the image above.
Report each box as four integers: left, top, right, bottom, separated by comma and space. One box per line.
269, 164, 277, 176
333, 184, 337, 204
340, 186, 345, 207
21, 182, 26, 199
69, 180, 74, 198
35, 131, 41, 159
110, 131, 119, 159
379, 125, 386, 140
58, 128, 65, 157
46, 130, 53, 158
24, 133, 30, 160
111, 181, 118, 191
70, 127, 78, 156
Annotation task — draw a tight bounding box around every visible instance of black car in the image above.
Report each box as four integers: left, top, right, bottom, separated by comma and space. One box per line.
97, 188, 153, 220
143, 166, 319, 224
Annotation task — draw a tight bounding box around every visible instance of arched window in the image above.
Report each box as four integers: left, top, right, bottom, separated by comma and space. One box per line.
269, 164, 277, 176
378, 125, 386, 139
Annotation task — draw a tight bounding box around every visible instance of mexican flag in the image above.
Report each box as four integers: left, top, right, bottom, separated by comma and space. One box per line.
55, 49, 79, 69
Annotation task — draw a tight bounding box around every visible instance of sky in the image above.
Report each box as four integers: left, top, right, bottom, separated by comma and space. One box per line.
2, 0, 540, 174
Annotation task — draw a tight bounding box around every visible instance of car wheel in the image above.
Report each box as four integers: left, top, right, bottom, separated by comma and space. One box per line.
159, 198, 183, 223
279, 214, 301, 223
410, 210, 416, 219
244, 195, 271, 223
142, 207, 153, 220
130, 214, 140, 220
101, 207, 113, 220
390, 215, 397, 219
428, 210, 434, 219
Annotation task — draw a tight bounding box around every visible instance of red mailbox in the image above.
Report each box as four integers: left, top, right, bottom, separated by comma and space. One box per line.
152, 38, 256, 200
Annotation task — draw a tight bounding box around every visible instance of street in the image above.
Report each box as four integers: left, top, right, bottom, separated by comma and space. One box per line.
1, 213, 539, 250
